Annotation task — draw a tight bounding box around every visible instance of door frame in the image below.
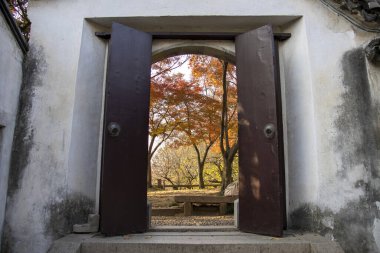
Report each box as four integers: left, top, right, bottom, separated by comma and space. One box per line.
96, 31, 291, 41
98, 29, 290, 235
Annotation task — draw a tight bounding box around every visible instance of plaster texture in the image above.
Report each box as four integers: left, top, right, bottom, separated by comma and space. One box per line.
1, 0, 379, 253
0, 8, 24, 249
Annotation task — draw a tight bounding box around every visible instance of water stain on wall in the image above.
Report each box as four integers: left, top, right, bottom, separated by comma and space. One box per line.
1, 44, 46, 253
6, 45, 46, 197
44, 193, 94, 240
290, 48, 380, 253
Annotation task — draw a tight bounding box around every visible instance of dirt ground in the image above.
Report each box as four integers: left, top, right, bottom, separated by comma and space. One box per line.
151, 215, 234, 226
148, 189, 234, 226
148, 188, 221, 208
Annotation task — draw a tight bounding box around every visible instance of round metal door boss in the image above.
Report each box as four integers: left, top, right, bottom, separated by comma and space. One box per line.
263, 123, 276, 139
108, 122, 121, 137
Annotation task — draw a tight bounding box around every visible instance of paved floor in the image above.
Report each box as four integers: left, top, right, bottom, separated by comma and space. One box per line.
48, 230, 344, 253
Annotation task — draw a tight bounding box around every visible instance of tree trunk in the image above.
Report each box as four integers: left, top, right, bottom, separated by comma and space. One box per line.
147, 154, 152, 188
219, 61, 239, 192
147, 135, 156, 188
222, 154, 234, 190
193, 144, 213, 189
198, 163, 205, 189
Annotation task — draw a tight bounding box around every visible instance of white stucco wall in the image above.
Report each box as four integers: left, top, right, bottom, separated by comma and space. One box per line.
2, 0, 379, 253
0, 8, 24, 250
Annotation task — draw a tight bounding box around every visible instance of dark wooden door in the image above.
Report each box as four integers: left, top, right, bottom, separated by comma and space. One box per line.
100, 23, 152, 235
236, 25, 284, 237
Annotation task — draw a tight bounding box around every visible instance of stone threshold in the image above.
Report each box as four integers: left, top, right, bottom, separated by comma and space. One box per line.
47, 231, 344, 253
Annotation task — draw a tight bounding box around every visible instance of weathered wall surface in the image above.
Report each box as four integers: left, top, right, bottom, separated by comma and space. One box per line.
0, 5, 24, 250
1, 0, 379, 253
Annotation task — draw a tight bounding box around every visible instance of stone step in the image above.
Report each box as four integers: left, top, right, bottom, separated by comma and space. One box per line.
48, 232, 344, 253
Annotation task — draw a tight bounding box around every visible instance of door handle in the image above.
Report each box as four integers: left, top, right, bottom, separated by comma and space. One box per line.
107, 122, 121, 137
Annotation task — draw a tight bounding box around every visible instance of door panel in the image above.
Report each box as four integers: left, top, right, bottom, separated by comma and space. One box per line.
273, 41, 287, 230
236, 25, 284, 236
100, 23, 152, 235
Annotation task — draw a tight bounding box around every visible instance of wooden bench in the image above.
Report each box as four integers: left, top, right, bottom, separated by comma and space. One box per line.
174, 195, 238, 216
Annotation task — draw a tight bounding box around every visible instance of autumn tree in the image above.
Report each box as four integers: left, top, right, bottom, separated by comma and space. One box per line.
206, 153, 223, 183
219, 61, 239, 190
150, 54, 238, 190
189, 55, 238, 191
174, 76, 221, 189
151, 146, 198, 188
148, 56, 189, 187
151, 146, 181, 187
178, 147, 198, 186
6, 0, 30, 40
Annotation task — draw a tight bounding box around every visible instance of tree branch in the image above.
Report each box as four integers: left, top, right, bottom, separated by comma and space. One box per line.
228, 142, 239, 162
220, 61, 228, 155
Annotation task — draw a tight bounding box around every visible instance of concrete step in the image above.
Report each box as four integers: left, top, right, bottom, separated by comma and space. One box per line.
48, 231, 344, 253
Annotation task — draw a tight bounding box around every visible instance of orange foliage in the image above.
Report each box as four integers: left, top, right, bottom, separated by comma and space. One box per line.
188, 55, 238, 153
149, 54, 238, 188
